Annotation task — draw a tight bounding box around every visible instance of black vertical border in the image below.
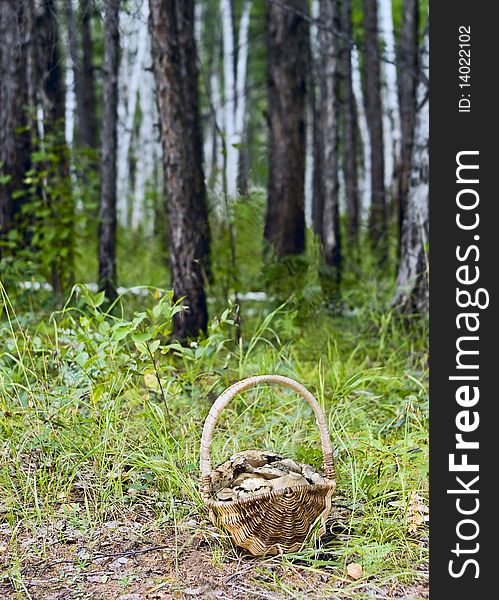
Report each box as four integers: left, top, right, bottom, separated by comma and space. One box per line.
430, 2, 497, 597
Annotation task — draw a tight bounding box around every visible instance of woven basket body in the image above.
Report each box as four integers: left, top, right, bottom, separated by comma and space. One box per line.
199, 375, 336, 556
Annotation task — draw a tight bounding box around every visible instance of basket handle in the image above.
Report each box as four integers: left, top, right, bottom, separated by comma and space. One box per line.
199, 375, 335, 501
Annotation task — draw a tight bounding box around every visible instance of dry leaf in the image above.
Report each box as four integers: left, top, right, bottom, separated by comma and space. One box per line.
407, 491, 429, 533
347, 562, 363, 580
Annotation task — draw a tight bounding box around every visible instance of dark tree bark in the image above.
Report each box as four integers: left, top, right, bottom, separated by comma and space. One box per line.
311, 83, 324, 239
176, 0, 210, 280
339, 0, 359, 245
0, 0, 32, 257
237, 136, 250, 197
397, 0, 419, 249
318, 0, 341, 273
150, 0, 210, 339
363, 0, 386, 261
98, 0, 120, 302
393, 26, 428, 313
35, 0, 74, 297
35, 1, 65, 135
264, 0, 308, 257
80, 0, 98, 148
66, 0, 98, 149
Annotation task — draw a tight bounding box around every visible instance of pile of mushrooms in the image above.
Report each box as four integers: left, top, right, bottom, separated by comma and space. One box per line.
211, 450, 325, 502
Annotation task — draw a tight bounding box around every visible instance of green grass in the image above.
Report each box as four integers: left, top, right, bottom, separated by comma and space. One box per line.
0, 270, 428, 597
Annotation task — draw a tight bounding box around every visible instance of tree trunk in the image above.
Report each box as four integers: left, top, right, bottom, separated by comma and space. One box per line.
66, 0, 84, 146
132, 29, 155, 231
397, 0, 419, 249
36, 0, 66, 139
318, 0, 341, 273
264, 0, 308, 257
222, 0, 251, 199
116, 2, 149, 225
66, 0, 98, 149
363, 0, 386, 261
79, 0, 98, 148
339, 0, 359, 245
393, 25, 428, 313
309, 0, 324, 237
379, 0, 400, 195
98, 0, 120, 302
150, 0, 210, 339
234, 1, 251, 197
176, 0, 210, 281
35, 0, 74, 297
352, 44, 370, 221
0, 0, 32, 258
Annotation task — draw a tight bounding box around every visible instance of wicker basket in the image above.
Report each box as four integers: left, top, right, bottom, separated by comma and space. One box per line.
199, 375, 336, 556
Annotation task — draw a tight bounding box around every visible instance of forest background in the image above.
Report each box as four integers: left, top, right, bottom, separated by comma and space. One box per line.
0, 0, 429, 598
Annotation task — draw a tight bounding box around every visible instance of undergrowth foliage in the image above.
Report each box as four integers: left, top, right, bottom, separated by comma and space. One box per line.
0, 275, 428, 592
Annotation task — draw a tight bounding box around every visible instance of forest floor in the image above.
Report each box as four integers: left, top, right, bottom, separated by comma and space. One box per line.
0, 268, 429, 599
0, 504, 428, 599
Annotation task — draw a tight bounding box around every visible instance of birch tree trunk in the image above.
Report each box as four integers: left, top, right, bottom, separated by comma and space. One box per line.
131, 31, 155, 231
379, 0, 400, 193
397, 0, 419, 246
309, 0, 324, 236
352, 45, 370, 220
116, 6, 133, 225
234, 1, 251, 197
209, 69, 224, 199
318, 0, 341, 272
264, 0, 308, 257
363, 0, 387, 261
340, 0, 359, 245
66, 0, 82, 145
222, 0, 250, 199
98, 0, 120, 302
116, 2, 149, 225
393, 25, 428, 313
150, 0, 210, 339
0, 0, 32, 256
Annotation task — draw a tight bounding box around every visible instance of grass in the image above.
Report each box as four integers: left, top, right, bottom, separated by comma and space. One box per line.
0, 270, 428, 598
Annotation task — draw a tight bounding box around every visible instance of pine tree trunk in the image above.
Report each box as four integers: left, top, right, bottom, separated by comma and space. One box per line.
318, 0, 341, 273
79, 0, 98, 148
150, 0, 210, 339
264, 0, 308, 257
176, 0, 211, 281
340, 0, 359, 245
393, 26, 428, 313
35, 0, 74, 297
0, 0, 32, 258
363, 0, 386, 261
397, 0, 419, 249
36, 0, 66, 138
98, 0, 120, 302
